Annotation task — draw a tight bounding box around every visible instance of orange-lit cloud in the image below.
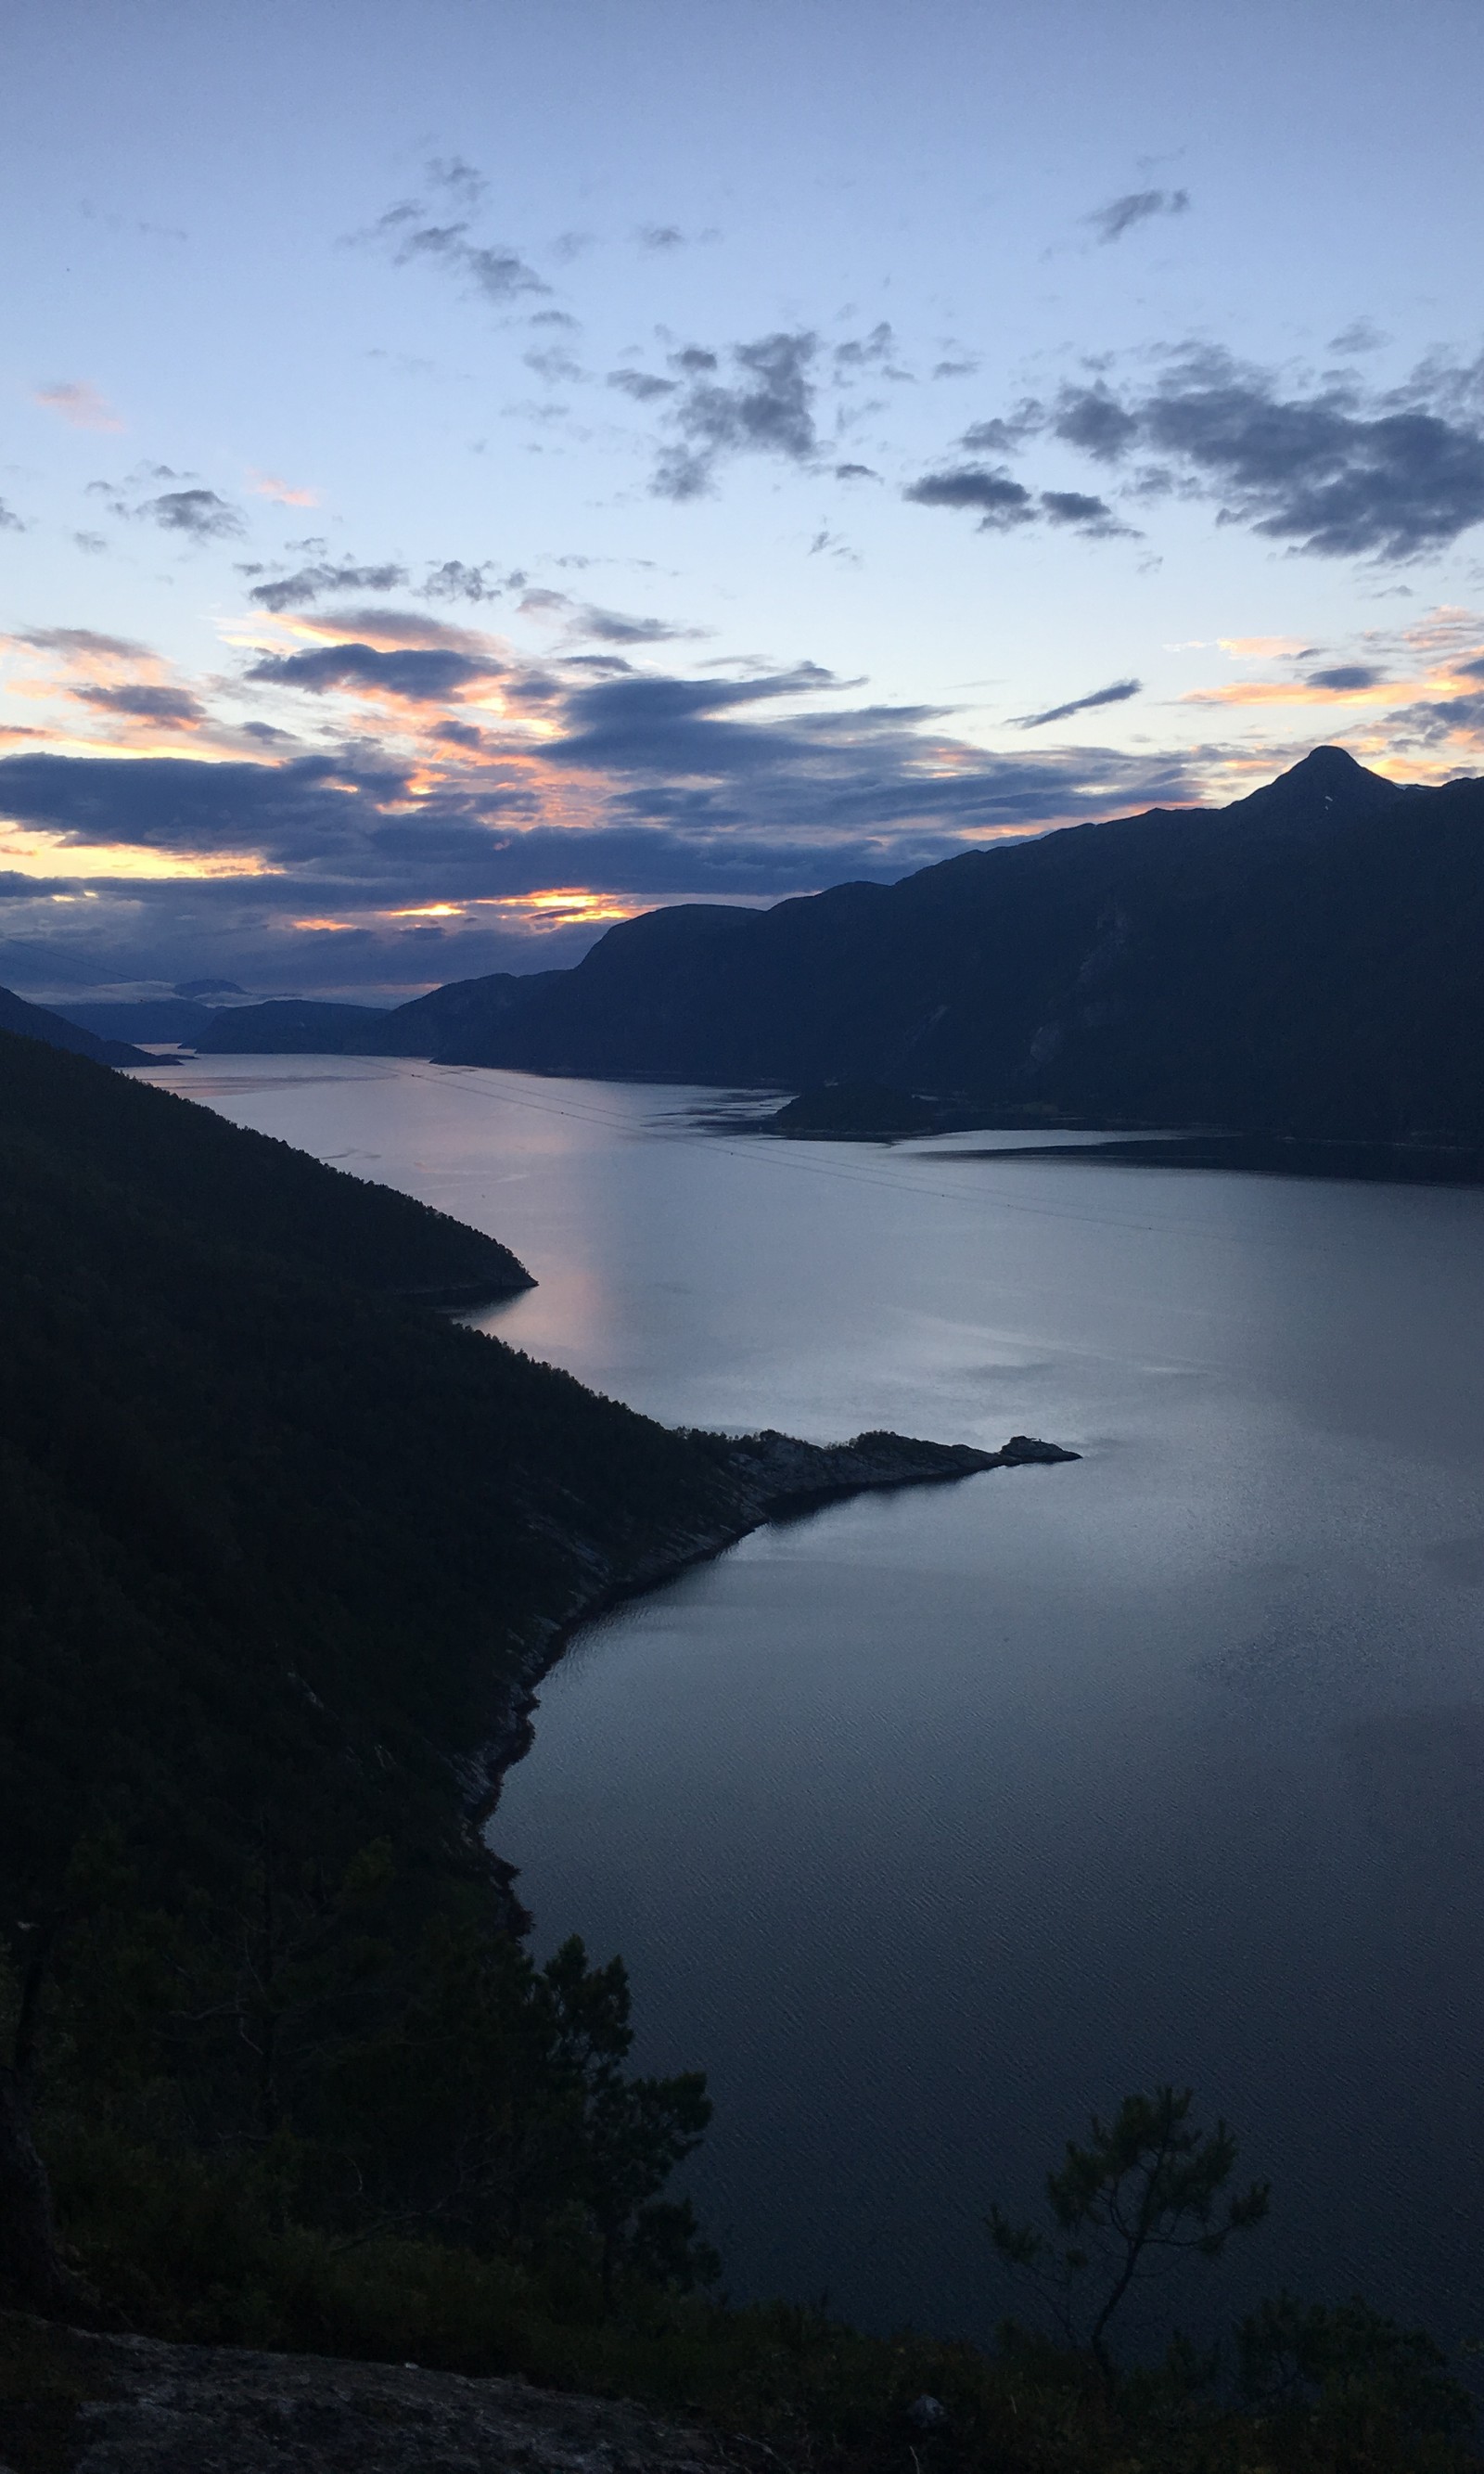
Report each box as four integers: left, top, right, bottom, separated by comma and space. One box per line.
248, 469, 319, 506
0, 627, 298, 763
509, 888, 641, 925
1185, 678, 1395, 710
0, 823, 274, 881
235, 606, 509, 659
1183, 641, 1484, 725
2, 626, 165, 687
384, 889, 643, 931
32, 379, 123, 431
1217, 635, 1310, 660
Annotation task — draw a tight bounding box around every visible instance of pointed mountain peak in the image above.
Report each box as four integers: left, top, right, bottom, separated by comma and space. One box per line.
1286, 743, 1367, 777
1231, 744, 1403, 826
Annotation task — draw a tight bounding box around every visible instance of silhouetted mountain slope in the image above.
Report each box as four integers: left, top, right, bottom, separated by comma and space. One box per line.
0, 1031, 532, 1305
195, 997, 390, 1053
51, 996, 220, 1044
0, 1028, 1028, 1918
0, 1033, 720, 1913
0, 983, 146, 1066
360, 967, 567, 1058
418, 748, 1483, 1139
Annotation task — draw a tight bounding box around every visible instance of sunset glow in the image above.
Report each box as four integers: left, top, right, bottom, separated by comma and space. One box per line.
2, 2, 1481, 1000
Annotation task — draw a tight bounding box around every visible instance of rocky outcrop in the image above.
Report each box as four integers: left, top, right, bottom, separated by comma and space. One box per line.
715, 1426, 1078, 1514
2, 2318, 733, 2474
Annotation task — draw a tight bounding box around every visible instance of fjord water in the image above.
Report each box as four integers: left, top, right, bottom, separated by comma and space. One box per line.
149, 1058, 1484, 2345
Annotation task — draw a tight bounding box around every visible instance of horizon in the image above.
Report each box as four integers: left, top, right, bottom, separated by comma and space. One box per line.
4, 0, 1484, 1002
15, 740, 1406, 1014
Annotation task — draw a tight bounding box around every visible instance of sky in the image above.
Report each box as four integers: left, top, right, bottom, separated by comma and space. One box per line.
4, 0, 1484, 1004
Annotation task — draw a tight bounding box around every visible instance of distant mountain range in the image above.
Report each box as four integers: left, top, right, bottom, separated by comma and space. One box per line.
18, 747, 1484, 1139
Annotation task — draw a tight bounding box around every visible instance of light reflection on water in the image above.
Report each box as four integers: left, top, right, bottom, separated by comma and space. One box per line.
147, 1057, 1484, 2346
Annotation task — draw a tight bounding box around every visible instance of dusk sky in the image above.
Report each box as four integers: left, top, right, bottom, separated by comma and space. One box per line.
5, 0, 1484, 1001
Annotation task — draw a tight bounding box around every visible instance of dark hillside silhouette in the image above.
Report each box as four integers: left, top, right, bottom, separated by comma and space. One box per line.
443, 749, 1484, 1138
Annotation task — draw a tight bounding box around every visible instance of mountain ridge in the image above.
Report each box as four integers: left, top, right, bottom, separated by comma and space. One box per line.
20, 750, 1484, 1140
429, 747, 1480, 1137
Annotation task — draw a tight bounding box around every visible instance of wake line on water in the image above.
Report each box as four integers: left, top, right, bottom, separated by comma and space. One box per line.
346, 1059, 1480, 1270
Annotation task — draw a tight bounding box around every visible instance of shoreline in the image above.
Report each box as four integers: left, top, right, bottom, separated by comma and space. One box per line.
467, 1429, 1079, 1921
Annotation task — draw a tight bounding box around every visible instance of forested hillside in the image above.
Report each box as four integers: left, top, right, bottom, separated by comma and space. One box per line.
0, 1032, 751, 1916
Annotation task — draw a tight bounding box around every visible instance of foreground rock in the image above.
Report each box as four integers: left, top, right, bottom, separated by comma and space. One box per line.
2, 2318, 731, 2474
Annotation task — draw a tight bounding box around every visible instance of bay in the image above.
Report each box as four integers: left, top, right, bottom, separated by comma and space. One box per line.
145, 1056, 1484, 2349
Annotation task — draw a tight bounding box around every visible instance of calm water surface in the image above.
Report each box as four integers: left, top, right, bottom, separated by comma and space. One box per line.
147, 1058, 1484, 2346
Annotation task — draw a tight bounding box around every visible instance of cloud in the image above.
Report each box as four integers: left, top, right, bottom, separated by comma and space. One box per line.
1017, 678, 1142, 729
19, 625, 154, 662
833, 322, 909, 379
33, 379, 123, 431
981, 347, 1484, 560
903, 468, 1128, 536
142, 487, 244, 541
902, 465, 1035, 527
248, 470, 319, 507
82, 468, 245, 542
245, 641, 502, 701
1329, 320, 1390, 356
1039, 489, 1130, 534
427, 155, 487, 210
608, 368, 679, 402
1306, 663, 1385, 690
420, 560, 505, 604
1047, 386, 1141, 460
1086, 186, 1190, 244
0, 500, 23, 532
652, 332, 821, 498
293, 608, 499, 653
637, 224, 685, 250
518, 588, 704, 645
0, 660, 1191, 899
525, 343, 585, 383
72, 683, 206, 724
835, 462, 878, 481
369, 201, 548, 304
248, 561, 410, 610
